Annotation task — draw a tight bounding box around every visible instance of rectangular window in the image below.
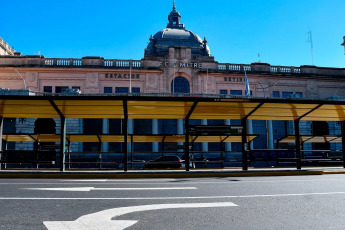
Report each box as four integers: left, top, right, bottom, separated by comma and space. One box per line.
282, 92, 293, 99
132, 87, 140, 93
43, 86, 52, 93
104, 87, 112, 94
115, 87, 129, 93
55, 86, 69, 94
230, 90, 242, 96
272, 91, 280, 98
220, 90, 227, 95
295, 92, 303, 98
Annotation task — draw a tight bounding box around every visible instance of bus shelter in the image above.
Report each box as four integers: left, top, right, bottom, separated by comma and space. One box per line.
0, 95, 345, 171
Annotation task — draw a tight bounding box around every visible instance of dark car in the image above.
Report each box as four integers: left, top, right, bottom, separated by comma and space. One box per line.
144, 156, 183, 169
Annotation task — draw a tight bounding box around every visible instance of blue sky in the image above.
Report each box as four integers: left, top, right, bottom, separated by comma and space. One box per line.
2, 0, 345, 67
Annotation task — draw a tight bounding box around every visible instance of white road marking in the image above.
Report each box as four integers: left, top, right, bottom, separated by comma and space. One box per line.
43, 202, 237, 230
22, 187, 197, 192
2, 191, 345, 200
60, 179, 177, 182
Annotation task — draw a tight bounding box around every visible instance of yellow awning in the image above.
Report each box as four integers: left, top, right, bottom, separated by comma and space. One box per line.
0, 96, 345, 121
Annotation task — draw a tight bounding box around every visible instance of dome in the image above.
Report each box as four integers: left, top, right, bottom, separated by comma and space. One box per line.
145, 3, 211, 57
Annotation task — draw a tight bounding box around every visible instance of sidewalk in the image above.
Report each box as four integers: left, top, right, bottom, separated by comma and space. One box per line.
1, 167, 345, 178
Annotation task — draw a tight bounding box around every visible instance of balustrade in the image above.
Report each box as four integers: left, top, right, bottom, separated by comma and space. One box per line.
229, 64, 241, 71
243, 65, 251, 72
0, 54, 318, 76
280, 67, 291, 73
218, 64, 227, 71
45, 59, 55, 66
132, 61, 141, 68
56, 59, 70, 66
104, 60, 114, 67
116, 61, 130, 68
72, 59, 82, 66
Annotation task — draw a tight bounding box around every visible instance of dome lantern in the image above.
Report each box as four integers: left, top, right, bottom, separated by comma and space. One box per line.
144, 1, 211, 57
167, 0, 184, 29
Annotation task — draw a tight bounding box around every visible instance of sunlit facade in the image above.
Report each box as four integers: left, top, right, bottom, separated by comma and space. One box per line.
0, 3, 345, 167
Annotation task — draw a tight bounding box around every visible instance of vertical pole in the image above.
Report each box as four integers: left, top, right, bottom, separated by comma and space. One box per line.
185, 118, 190, 171
60, 117, 66, 171
341, 121, 345, 168
220, 141, 224, 168
67, 140, 71, 170
241, 118, 248, 171
98, 137, 102, 170
152, 119, 159, 152
201, 119, 208, 153
267, 120, 274, 149
123, 100, 128, 172
102, 118, 109, 152
0, 116, 3, 170
294, 119, 302, 170
224, 119, 231, 153
131, 135, 134, 169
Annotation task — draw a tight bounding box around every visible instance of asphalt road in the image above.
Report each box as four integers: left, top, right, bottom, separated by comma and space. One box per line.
1, 174, 345, 229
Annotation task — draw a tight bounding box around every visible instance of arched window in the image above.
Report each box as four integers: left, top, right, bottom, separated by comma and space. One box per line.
171, 76, 190, 93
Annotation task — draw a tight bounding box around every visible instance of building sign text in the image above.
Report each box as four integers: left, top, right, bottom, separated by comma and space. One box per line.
105, 74, 140, 79
159, 62, 202, 69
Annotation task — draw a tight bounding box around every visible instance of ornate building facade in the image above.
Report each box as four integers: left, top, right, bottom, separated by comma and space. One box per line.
0, 3, 345, 166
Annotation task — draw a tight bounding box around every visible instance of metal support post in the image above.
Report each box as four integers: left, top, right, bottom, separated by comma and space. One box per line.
67, 140, 71, 170
341, 121, 345, 168
131, 135, 134, 169
49, 100, 66, 172
123, 100, 128, 172
97, 135, 102, 170
60, 117, 66, 171
241, 118, 248, 171
0, 116, 3, 170
185, 118, 190, 171
294, 119, 302, 170
184, 102, 198, 172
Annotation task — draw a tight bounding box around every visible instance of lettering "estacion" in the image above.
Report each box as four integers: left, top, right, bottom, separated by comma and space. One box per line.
105, 74, 140, 79
159, 62, 202, 69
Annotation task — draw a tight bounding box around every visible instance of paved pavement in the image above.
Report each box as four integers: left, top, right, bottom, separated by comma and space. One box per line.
1, 166, 345, 178
2, 175, 345, 229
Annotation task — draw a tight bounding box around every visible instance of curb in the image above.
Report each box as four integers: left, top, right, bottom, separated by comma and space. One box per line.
0, 170, 331, 179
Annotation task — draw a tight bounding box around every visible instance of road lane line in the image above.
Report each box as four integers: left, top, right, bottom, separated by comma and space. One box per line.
3, 191, 345, 200
22, 187, 197, 192
60, 179, 177, 182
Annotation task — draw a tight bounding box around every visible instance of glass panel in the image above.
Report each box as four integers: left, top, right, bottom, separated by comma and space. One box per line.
43, 86, 52, 93
55, 86, 69, 93
171, 77, 190, 93
282, 92, 293, 98
115, 87, 129, 93
272, 91, 280, 98
104, 87, 112, 94
230, 90, 242, 95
